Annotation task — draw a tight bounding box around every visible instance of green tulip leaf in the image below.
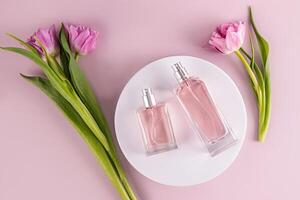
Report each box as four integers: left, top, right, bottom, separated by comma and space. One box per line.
2, 30, 136, 199
249, 37, 265, 89
249, 7, 269, 68
263, 69, 271, 132
59, 24, 72, 79
59, 25, 116, 153
20, 74, 120, 186
0, 47, 48, 70
59, 23, 72, 55
240, 48, 264, 88
60, 45, 71, 80
0, 46, 68, 96
57, 25, 131, 188
6, 33, 40, 56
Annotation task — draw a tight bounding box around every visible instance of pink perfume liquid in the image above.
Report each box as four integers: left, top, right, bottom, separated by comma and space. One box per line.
137, 89, 177, 155
176, 78, 226, 142
172, 62, 237, 156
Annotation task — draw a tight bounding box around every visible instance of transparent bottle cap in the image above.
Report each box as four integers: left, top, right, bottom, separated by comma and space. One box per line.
142, 88, 156, 108
172, 62, 189, 82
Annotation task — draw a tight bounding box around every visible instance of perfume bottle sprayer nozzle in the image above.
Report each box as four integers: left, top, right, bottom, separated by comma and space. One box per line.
142, 88, 156, 108
172, 62, 189, 82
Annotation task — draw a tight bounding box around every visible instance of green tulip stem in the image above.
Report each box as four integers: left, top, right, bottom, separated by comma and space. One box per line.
235, 49, 266, 140
239, 48, 270, 142
235, 50, 260, 93
44, 56, 111, 151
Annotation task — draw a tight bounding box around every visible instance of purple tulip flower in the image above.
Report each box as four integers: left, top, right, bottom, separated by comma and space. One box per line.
66, 24, 99, 56
27, 24, 59, 57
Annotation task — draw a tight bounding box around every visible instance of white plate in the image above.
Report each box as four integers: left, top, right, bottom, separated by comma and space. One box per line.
114, 56, 247, 186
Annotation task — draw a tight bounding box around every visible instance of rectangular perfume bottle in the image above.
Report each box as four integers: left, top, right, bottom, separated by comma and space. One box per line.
172, 62, 237, 156
137, 88, 177, 155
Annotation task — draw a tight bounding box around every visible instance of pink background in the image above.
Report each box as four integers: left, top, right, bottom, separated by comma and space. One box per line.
0, 0, 299, 199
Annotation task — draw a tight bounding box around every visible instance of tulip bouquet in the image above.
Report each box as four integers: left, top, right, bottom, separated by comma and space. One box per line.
1, 24, 137, 200
209, 7, 271, 142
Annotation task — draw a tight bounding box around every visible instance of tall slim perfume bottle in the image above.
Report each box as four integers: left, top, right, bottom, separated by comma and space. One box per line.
172, 62, 237, 156
137, 88, 177, 155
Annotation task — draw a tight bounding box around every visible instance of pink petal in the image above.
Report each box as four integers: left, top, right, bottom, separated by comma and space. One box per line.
225, 31, 241, 52
73, 29, 90, 52
209, 36, 231, 54
80, 32, 98, 55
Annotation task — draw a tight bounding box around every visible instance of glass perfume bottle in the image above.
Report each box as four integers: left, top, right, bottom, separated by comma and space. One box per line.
172, 62, 237, 156
137, 88, 177, 155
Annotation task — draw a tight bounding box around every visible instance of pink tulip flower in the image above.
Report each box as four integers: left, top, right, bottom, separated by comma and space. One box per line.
209, 21, 246, 54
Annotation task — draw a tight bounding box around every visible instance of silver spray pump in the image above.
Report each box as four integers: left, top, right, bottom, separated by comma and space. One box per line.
172, 62, 189, 82
142, 88, 156, 108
